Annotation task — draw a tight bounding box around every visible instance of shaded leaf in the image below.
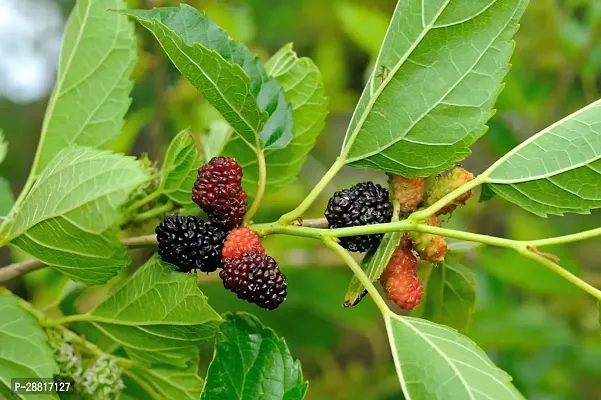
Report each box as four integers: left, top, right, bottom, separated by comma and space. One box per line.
0, 130, 6, 165
201, 313, 308, 400
3, 147, 149, 284
344, 231, 401, 307
418, 259, 476, 332
122, 5, 293, 149
486, 99, 601, 216
225, 43, 328, 196
31, 0, 136, 176
386, 313, 523, 399
203, 120, 231, 161
160, 130, 202, 206
341, 0, 528, 177
86, 256, 220, 367
0, 294, 59, 400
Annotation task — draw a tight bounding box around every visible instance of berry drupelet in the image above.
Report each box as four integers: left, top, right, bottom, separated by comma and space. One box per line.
222, 227, 265, 261
219, 252, 287, 310
325, 181, 393, 252
155, 215, 227, 273
380, 236, 423, 310
192, 157, 247, 230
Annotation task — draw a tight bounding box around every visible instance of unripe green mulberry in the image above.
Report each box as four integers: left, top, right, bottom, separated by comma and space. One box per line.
424, 166, 474, 215
46, 328, 84, 386
389, 175, 424, 213
409, 216, 448, 262
80, 355, 125, 400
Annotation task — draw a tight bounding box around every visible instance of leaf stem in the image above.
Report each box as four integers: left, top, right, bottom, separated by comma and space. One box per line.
323, 238, 390, 316
245, 150, 267, 222
131, 202, 174, 223
528, 226, 601, 247
126, 191, 162, 214
409, 174, 487, 221
42, 313, 91, 327
279, 158, 345, 224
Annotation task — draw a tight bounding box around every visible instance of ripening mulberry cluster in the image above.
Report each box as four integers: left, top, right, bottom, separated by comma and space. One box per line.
155, 157, 286, 310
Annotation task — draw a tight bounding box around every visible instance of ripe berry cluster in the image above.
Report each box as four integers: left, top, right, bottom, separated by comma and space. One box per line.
326, 166, 473, 310
155, 157, 287, 310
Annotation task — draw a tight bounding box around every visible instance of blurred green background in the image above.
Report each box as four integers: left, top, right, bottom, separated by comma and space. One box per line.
1, 0, 601, 399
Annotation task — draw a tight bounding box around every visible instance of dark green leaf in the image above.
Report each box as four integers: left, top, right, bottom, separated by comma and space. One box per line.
160, 130, 202, 206
478, 183, 497, 202
344, 232, 401, 307
31, 0, 136, 176
122, 5, 293, 149
0, 294, 59, 400
86, 256, 220, 367
2, 147, 149, 284
201, 313, 308, 400
225, 43, 328, 196
418, 259, 476, 332
341, 0, 528, 177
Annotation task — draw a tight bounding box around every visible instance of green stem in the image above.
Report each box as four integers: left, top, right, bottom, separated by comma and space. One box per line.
410, 174, 487, 221
131, 202, 174, 223
127, 191, 162, 214
529, 226, 601, 247
245, 150, 267, 222
519, 247, 601, 300
122, 369, 162, 400
279, 158, 345, 225
42, 313, 91, 327
323, 238, 390, 316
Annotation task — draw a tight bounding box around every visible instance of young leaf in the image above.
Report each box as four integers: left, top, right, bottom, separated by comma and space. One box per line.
3, 147, 149, 284
129, 356, 203, 400
122, 5, 294, 150
485, 99, 601, 216
344, 231, 401, 307
0, 294, 59, 398
84, 256, 220, 367
201, 313, 308, 400
31, 0, 136, 176
224, 43, 328, 195
160, 130, 202, 206
417, 259, 476, 332
340, 0, 528, 177
386, 314, 523, 399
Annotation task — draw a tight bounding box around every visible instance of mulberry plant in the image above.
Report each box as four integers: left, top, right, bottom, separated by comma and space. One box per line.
1, 1, 601, 400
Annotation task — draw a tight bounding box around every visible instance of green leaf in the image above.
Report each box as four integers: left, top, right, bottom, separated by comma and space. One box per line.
203, 120, 231, 161
0, 130, 7, 165
225, 43, 328, 196
418, 259, 476, 332
341, 0, 528, 177
335, 2, 389, 58
3, 147, 149, 284
85, 256, 220, 367
122, 5, 294, 150
31, 0, 136, 176
344, 231, 401, 307
201, 313, 308, 400
386, 313, 523, 399
485, 99, 601, 216
0, 294, 59, 400
129, 355, 203, 400
160, 130, 202, 206
0, 178, 14, 218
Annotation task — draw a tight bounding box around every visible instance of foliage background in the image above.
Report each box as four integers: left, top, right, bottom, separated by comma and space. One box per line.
1, 0, 601, 398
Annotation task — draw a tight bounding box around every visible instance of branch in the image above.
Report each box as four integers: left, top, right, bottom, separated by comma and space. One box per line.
0, 235, 158, 282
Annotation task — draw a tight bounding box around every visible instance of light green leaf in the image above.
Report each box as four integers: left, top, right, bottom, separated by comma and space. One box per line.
85, 256, 220, 367
122, 5, 294, 150
0, 130, 6, 165
0, 178, 14, 218
341, 0, 528, 177
129, 355, 203, 400
335, 2, 389, 58
386, 313, 523, 399
485, 99, 601, 216
344, 231, 401, 307
3, 147, 149, 284
447, 240, 484, 253
201, 313, 308, 400
224, 43, 328, 196
31, 0, 136, 176
160, 131, 202, 206
0, 294, 59, 400
203, 120, 231, 161
418, 259, 476, 332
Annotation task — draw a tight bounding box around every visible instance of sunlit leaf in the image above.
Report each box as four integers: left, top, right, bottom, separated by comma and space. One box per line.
485, 99, 601, 216
341, 0, 528, 177
386, 313, 523, 399
160, 130, 202, 206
